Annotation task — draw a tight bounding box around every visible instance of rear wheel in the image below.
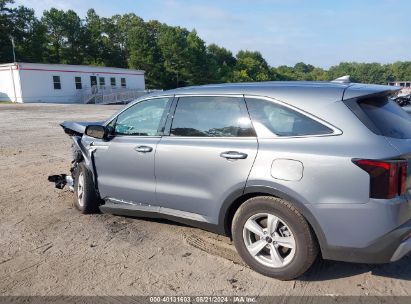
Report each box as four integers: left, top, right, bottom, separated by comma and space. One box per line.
232, 196, 318, 280
73, 162, 100, 214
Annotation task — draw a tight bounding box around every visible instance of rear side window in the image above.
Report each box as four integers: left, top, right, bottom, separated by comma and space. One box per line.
246, 98, 333, 137
356, 97, 411, 139
171, 96, 255, 137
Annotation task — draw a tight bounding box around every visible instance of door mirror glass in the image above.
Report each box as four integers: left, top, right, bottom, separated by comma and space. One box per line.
85, 125, 107, 139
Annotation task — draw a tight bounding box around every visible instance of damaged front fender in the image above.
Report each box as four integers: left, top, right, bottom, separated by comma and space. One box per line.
48, 134, 99, 194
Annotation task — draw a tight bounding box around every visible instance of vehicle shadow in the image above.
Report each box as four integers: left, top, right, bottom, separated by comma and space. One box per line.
299, 255, 411, 281
110, 215, 411, 282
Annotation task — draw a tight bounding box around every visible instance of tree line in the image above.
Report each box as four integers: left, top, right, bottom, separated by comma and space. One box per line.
1, 0, 411, 89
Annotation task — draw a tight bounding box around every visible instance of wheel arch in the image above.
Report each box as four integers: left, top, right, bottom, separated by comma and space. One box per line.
71, 136, 100, 195
219, 185, 327, 255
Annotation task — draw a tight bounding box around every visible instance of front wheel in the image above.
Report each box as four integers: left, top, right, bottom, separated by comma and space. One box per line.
232, 196, 318, 280
73, 162, 100, 214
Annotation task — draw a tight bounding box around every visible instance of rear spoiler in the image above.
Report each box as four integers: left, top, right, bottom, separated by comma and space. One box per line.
343, 84, 401, 100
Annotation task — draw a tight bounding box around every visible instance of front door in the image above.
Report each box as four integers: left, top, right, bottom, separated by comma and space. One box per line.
155, 96, 258, 223
92, 97, 172, 204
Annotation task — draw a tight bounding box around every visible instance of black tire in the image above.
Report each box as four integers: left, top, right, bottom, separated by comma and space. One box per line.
73, 162, 100, 214
232, 196, 318, 280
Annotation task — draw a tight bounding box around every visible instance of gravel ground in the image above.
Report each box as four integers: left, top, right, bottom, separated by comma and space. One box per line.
0, 103, 410, 297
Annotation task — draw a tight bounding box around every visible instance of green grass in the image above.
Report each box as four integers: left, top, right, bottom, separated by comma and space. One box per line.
0, 101, 15, 104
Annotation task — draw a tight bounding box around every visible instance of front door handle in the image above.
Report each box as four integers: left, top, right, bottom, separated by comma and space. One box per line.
220, 151, 248, 160
135, 145, 153, 153
88, 141, 109, 151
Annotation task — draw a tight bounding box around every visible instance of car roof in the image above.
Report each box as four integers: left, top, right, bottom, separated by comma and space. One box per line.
144, 81, 400, 111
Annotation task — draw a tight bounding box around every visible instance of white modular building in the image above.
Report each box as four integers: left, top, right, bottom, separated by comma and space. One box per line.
0, 62, 145, 103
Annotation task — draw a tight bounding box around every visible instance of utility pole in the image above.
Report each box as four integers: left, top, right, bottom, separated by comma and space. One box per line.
9, 36, 16, 62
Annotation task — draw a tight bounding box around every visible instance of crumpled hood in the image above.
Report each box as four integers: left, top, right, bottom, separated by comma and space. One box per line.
60, 120, 105, 136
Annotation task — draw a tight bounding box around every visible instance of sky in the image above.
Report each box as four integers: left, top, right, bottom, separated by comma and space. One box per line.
13, 0, 411, 68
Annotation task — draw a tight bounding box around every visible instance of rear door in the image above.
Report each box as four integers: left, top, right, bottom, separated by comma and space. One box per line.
154, 95, 258, 223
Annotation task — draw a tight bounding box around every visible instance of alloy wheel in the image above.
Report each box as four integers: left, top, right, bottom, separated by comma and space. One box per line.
242, 213, 296, 268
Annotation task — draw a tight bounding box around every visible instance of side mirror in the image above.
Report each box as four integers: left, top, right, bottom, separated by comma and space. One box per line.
85, 125, 107, 140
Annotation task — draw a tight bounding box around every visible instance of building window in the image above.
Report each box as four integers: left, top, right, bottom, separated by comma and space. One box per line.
53, 76, 61, 90
99, 77, 105, 88
110, 77, 116, 87
121, 78, 126, 88
75, 77, 82, 89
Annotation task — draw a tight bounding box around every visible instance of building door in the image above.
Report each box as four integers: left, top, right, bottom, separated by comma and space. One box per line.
90, 76, 97, 93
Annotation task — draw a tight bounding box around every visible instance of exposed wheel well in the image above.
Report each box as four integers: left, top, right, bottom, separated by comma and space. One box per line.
224, 192, 270, 237
224, 192, 322, 256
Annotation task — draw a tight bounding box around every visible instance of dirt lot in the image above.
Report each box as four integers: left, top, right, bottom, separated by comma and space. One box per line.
0, 103, 410, 297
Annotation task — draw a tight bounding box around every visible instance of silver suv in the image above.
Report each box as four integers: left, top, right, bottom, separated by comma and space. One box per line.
55, 81, 411, 280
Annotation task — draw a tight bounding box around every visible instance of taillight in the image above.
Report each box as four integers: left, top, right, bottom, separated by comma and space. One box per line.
353, 159, 407, 199
399, 162, 407, 195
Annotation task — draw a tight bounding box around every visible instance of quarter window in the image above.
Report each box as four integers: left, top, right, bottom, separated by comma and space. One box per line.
75, 76, 82, 89
53, 76, 61, 90
171, 96, 255, 137
121, 78, 126, 88
113, 98, 170, 136
246, 98, 333, 137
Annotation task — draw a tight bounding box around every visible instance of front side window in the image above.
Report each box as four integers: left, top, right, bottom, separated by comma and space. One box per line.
53, 76, 61, 90
170, 96, 255, 137
75, 76, 82, 89
246, 98, 333, 137
113, 98, 170, 136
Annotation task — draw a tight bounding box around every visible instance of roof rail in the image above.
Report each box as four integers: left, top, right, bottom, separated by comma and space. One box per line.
331, 75, 351, 83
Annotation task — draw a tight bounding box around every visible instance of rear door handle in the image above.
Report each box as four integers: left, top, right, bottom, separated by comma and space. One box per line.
134, 145, 153, 153
220, 151, 248, 160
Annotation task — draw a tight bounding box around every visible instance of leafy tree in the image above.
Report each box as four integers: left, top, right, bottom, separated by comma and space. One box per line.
0, 0, 15, 62
185, 30, 209, 85
41, 8, 86, 64
156, 24, 190, 88
127, 18, 164, 88
233, 50, 271, 82
2, 0, 411, 89
207, 43, 236, 83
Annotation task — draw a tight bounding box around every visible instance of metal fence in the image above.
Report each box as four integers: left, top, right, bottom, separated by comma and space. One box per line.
80, 85, 162, 104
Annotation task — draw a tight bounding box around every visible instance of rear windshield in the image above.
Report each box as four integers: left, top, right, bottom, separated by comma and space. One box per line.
357, 97, 411, 139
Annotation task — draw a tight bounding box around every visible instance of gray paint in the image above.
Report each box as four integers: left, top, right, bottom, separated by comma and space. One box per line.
64, 81, 411, 264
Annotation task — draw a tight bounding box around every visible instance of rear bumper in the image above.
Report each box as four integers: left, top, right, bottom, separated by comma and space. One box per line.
322, 219, 411, 263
